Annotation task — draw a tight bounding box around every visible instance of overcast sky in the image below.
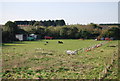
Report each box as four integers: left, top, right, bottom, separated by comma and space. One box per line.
0, 0, 119, 25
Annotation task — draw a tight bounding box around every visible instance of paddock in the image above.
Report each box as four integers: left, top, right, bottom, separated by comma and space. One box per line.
2, 39, 118, 79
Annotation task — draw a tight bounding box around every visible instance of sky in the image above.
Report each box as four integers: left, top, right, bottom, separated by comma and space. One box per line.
0, 0, 119, 25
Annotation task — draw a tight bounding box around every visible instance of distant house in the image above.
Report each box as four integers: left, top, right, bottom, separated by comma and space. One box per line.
16, 34, 28, 41
16, 34, 37, 41
16, 34, 23, 41
44, 36, 53, 39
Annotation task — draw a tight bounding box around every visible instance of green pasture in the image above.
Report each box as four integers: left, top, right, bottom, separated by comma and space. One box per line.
1, 39, 118, 79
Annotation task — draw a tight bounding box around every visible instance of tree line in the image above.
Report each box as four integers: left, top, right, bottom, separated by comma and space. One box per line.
15, 19, 66, 27
2, 21, 120, 42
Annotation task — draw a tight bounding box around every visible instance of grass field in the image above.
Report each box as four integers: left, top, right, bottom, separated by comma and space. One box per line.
1, 39, 118, 79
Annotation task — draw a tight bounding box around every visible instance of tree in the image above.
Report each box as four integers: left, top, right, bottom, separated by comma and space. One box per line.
36, 27, 45, 38
33, 21, 40, 26
75, 30, 82, 39
2, 31, 10, 42
55, 20, 66, 26
3, 21, 20, 42
29, 20, 36, 26
60, 19, 66, 26
89, 23, 97, 28
81, 30, 91, 39
4, 21, 19, 33
60, 27, 70, 38
51, 20, 56, 26
14, 19, 66, 27
101, 27, 120, 39
43, 20, 49, 27
89, 23, 102, 29
28, 28, 37, 34
71, 27, 78, 38
47, 20, 52, 26
91, 29, 101, 38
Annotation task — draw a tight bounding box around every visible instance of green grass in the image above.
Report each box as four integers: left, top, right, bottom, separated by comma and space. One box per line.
1, 39, 118, 79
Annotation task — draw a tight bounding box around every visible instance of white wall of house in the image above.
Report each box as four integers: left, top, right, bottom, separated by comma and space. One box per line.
16, 34, 23, 41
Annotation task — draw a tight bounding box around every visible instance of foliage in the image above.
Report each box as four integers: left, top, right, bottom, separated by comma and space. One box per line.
101, 27, 120, 39
15, 19, 66, 27
2, 21, 120, 42
19, 24, 118, 40
2, 21, 20, 42
4, 21, 19, 33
